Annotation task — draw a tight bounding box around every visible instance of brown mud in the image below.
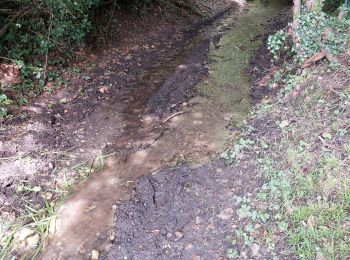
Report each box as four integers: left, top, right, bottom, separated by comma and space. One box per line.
1, 1, 234, 221
106, 2, 291, 260
38, 1, 242, 259
0, 0, 291, 259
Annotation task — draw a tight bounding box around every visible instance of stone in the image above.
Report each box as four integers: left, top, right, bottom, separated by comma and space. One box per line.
217, 208, 234, 220
26, 234, 40, 249
185, 243, 193, 250
14, 227, 35, 241
175, 231, 183, 240
91, 249, 100, 259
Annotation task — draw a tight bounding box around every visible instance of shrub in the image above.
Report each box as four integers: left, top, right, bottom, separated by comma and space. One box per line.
268, 0, 350, 65
0, 0, 165, 116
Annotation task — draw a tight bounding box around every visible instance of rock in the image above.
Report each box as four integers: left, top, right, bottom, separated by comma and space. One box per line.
185, 243, 193, 250
250, 243, 260, 257
99, 86, 109, 93
217, 208, 234, 220
91, 249, 99, 259
175, 231, 183, 240
14, 227, 35, 241
26, 234, 40, 249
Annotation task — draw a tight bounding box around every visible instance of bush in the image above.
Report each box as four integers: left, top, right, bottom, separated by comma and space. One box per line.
294, 7, 350, 62
1, 0, 103, 61
0, 0, 165, 117
268, 1, 350, 65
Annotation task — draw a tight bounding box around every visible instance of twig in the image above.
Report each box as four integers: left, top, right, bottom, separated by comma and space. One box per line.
0, 7, 30, 38
162, 111, 185, 123
0, 56, 17, 62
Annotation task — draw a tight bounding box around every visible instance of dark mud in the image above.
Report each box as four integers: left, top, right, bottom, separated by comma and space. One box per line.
108, 162, 261, 260
250, 8, 291, 101
0, 0, 236, 218
147, 39, 210, 113
107, 4, 292, 260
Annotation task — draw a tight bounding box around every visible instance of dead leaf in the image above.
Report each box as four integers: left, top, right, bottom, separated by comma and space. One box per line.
0, 64, 21, 84
301, 50, 327, 69
99, 86, 109, 93
257, 67, 279, 87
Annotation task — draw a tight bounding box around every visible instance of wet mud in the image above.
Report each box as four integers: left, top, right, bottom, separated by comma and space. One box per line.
39, 1, 240, 259
0, 0, 290, 259
107, 1, 291, 259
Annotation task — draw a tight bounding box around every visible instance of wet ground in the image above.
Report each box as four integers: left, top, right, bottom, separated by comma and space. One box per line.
107, 1, 291, 259
0, 0, 290, 259
45, 1, 288, 259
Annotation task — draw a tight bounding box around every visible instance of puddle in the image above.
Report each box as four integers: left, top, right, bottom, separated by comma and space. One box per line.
41, 1, 287, 258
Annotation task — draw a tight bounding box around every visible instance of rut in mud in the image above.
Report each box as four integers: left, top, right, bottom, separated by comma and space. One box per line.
40, 1, 241, 259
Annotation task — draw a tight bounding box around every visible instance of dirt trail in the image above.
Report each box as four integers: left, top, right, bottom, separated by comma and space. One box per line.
0, 0, 289, 258
41, 1, 289, 259
107, 1, 291, 259
40, 1, 242, 259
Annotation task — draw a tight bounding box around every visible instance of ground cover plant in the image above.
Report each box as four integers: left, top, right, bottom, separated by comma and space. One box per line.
221, 1, 350, 258
0, 0, 169, 121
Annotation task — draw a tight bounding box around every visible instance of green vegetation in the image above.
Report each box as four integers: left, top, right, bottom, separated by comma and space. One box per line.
268, 0, 350, 65
258, 67, 350, 259
0, 0, 167, 120
224, 65, 350, 259
223, 1, 350, 259
0, 150, 110, 259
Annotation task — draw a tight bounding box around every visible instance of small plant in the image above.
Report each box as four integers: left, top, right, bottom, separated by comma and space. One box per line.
268, 3, 350, 66
267, 30, 289, 60
0, 94, 12, 119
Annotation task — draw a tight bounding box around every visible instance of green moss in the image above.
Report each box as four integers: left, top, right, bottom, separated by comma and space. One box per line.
199, 0, 286, 125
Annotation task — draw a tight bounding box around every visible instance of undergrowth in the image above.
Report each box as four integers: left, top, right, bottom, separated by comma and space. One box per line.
0, 0, 168, 121
223, 65, 350, 259
267, 5, 350, 64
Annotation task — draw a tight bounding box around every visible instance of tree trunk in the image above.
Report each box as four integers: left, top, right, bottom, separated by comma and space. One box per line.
292, 0, 302, 46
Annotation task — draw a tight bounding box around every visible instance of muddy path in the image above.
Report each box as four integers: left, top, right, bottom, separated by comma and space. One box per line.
40, 0, 290, 259
0, 0, 289, 259
39, 1, 243, 259
106, 1, 291, 260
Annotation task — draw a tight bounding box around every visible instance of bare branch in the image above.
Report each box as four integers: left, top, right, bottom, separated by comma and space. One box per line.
0, 7, 30, 38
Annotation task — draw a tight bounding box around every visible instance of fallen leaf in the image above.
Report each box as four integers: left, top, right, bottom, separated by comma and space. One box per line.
99, 86, 109, 93
0, 64, 21, 84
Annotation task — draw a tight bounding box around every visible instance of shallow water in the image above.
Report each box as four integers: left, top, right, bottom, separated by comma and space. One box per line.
41, 1, 287, 258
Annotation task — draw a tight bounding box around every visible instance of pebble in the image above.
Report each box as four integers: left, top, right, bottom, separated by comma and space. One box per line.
91, 250, 99, 259
217, 208, 234, 220
186, 243, 193, 250
14, 227, 35, 241
175, 231, 183, 240
26, 234, 40, 249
